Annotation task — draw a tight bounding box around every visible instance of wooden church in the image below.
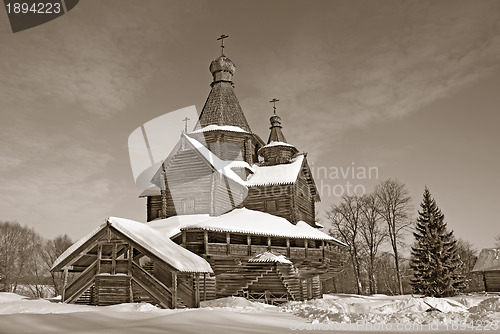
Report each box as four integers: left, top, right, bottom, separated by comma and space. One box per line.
52, 40, 345, 308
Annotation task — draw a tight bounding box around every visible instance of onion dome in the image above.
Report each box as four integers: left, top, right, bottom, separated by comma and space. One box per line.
209, 55, 236, 83
259, 113, 299, 166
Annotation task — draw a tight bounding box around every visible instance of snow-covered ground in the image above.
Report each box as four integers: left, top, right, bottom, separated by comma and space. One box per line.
0, 293, 499, 333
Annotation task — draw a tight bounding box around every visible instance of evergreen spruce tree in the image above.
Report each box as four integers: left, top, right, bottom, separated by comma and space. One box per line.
410, 187, 466, 297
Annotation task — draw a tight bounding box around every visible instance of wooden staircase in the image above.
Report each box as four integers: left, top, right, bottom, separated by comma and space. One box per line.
74, 285, 95, 305
131, 262, 172, 309
64, 261, 97, 303
276, 263, 302, 301
210, 259, 275, 298
234, 266, 275, 297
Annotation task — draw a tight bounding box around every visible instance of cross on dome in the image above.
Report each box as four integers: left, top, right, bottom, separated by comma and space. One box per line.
269, 98, 279, 115
217, 34, 229, 55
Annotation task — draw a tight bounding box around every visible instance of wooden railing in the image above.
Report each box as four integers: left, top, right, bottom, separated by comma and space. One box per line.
230, 244, 248, 255
65, 261, 97, 303
307, 248, 323, 259
177, 278, 194, 308
131, 262, 172, 309
206, 242, 329, 260
206, 243, 227, 255
290, 247, 306, 258
249, 245, 268, 256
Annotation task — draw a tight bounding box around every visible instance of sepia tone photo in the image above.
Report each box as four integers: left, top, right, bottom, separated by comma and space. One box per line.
0, 1, 499, 333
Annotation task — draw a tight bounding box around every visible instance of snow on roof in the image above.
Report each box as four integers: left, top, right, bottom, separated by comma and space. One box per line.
245, 155, 304, 187
226, 160, 254, 172
183, 134, 247, 187
260, 141, 296, 149
52, 224, 104, 271
248, 252, 292, 264
181, 208, 342, 243
472, 248, 500, 272
53, 217, 213, 273
190, 125, 249, 134
147, 214, 211, 238
109, 217, 212, 273
315, 222, 324, 229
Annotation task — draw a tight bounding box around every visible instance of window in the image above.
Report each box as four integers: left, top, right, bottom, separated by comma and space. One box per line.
208, 232, 226, 243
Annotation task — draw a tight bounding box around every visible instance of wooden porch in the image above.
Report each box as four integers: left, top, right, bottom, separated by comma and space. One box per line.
53, 222, 213, 309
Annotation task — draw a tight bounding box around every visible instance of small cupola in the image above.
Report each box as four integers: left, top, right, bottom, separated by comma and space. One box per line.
258, 99, 299, 165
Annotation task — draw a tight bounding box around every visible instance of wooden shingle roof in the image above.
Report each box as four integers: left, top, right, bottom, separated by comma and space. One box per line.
194, 55, 252, 132
195, 81, 251, 132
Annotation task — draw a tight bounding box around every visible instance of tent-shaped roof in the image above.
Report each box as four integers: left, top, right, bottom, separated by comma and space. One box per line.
52, 217, 213, 273
194, 55, 252, 132
472, 248, 500, 272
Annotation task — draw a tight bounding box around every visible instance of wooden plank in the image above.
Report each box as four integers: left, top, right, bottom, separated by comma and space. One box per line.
65, 261, 97, 303
127, 246, 133, 276
96, 244, 102, 274
131, 262, 172, 308
247, 235, 251, 256
286, 239, 291, 258
111, 244, 117, 275
203, 273, 207, 301
172, 271, 177, 309
194, 274, 200, 307
62, 268, 69, 302
204, 231, 209, 255
52, 227, 108, 272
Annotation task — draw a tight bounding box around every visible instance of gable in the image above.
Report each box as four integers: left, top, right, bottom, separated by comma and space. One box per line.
151, 135, 216, 188
299, 158, 320, 202
52, 217, 213, 274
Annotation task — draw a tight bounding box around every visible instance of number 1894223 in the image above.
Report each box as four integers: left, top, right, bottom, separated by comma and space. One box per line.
6, 2, 62, 14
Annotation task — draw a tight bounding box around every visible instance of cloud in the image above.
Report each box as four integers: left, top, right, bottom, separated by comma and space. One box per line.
243, 1, 500, 159
0, 1, 201, 118
0, 121, 116, 237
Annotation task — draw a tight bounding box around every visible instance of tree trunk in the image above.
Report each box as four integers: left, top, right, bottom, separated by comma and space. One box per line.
351, 252, 362, 295
393, 246, 403, 295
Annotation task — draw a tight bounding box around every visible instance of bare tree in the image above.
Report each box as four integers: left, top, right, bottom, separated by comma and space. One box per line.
24, 232, 46, 298
359, 193, 387, 294
328, 195, 364, 295
455, 238, 484, 292
0, 221, 40, 293
375, 179, 413, 295
495, 235, 500, 248
41, 235, 73, 296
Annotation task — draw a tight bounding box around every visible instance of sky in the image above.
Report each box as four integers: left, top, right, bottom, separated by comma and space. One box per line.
0, 0, 499, 249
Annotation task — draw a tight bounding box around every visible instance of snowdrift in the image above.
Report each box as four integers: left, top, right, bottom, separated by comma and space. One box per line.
0, 292, 499, 333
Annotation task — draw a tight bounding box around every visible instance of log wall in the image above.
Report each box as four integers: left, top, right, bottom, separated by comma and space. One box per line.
94, 275, 131, 306
484, 271, 500, 292
242, 185, 294, 222
293, 166, 315, 225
